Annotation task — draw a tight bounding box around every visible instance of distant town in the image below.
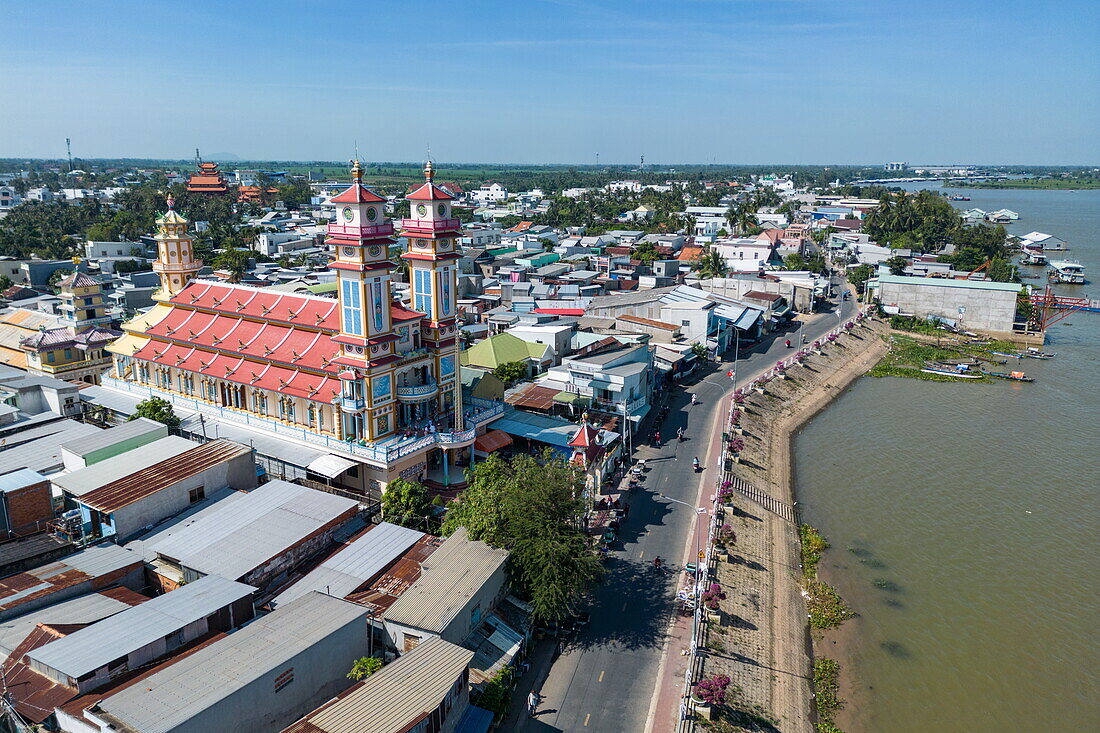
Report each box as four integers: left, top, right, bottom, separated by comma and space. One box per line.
0, 155, 1090, 733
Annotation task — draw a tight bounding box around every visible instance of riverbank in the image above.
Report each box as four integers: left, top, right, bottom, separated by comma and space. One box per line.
694, 314, 889, 732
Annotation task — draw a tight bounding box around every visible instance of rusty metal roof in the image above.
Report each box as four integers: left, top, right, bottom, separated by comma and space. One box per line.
77, 439, 252, 514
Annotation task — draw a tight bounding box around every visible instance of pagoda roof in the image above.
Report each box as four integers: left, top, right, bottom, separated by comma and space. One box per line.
60, 271, 101, 289
331, 184, 386, 204
407, 181, 454, 202
569, 423, 600, 448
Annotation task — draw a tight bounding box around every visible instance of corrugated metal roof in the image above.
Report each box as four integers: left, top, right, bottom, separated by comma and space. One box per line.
383, 528, 508, 633
149, 480, 358, 580
272, 523, 424, 608
875, 274, 1022, 293
0, 592, 138, 659
76, 439, 252, 513
52, 436, 197, 498
282, 636, 474, 733
0, 545, 140, 615
0, 468, 47, 494
98, 592, 369, 733
27, 575, 255, 679
0, 420, 102, 476
58, 417, 166, 458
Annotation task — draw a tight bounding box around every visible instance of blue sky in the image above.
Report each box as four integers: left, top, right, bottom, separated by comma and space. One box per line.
3, 0, 1097, 164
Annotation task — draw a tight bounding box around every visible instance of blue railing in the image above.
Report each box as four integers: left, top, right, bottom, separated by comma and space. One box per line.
101, 376, 504, 464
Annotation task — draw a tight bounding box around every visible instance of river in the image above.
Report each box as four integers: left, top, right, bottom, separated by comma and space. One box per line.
793, 183, 1100, 732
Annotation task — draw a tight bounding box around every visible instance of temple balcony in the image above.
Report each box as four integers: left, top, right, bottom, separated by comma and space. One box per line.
396, 380, 439, 403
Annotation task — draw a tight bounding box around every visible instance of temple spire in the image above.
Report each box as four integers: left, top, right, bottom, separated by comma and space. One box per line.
350, 159, 364, 183
424, 159, 434, 182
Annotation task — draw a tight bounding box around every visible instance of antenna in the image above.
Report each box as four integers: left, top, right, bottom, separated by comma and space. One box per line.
66, 138, 73, 173
640, 154, 645, 171
596, 152, 599, 167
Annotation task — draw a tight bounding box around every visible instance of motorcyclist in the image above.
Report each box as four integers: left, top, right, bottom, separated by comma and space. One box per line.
677, 426, 684, 441
690, 394, 698, 405
785, 338, 791, 348
653, 556, 663, 570
693, 456, 700, 471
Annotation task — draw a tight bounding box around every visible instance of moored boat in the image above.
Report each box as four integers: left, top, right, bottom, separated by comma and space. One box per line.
921, 362, 984, 379
982, 370, 1034, 382
1022, 347, 1055, 359
1048, 260, 1085, 284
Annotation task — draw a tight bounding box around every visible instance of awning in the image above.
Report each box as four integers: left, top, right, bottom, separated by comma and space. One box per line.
474, 429, 513, 454
553, 391, 590, 404
307, 454, 358, 479
455, 706, 494, 733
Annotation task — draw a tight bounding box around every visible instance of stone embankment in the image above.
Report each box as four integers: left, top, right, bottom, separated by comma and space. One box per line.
691, 315, 890, 732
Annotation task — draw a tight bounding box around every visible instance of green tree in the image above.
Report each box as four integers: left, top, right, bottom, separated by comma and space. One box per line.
0, 274, 12, 291
346, 656, 383, 681
783, 253, 808, 271
987, 257, 1018, 283
130, 397, 181, 427
885, 256, 909, 276
633, 240, 660, 265
212, 247, 249, 282
694, 248, 727, 279
48, 268, 74, 291
690, 343, 708, 360
381, 477, 433, 530
847, 263, 875, 295
492, 361, 528, 384
443, 451, 603, 622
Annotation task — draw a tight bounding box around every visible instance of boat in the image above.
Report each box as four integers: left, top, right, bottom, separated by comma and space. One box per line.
1020, 250, 1048, 266
1022, 347, 1055, 359
983, 370, 1034, 382
949, 195, 971, 201
987, 349, 1022, 358
1048, 260, 1085, 284
921, 362, 984, 379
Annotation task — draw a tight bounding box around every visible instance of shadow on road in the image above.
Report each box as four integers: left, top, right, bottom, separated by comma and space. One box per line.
571, 556, 678, 653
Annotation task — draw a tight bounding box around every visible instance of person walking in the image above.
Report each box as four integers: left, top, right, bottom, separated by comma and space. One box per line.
527, 689, 541, 717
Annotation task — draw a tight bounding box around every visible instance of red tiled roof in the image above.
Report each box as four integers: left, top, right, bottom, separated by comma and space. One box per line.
679, 246, 704, 261
407, 181, 454, 201
569, 423, 599, 448
390, 301, 425, 322
331, 184, 386, 204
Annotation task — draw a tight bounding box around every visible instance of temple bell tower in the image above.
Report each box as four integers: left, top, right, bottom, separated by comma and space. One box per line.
328, 161, 401, 442
151, 195, 202, 302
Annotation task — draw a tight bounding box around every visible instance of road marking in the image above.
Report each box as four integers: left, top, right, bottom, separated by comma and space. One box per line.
598, 670, 605, 682
584, 714, 591, 726
638, 550, 644, 559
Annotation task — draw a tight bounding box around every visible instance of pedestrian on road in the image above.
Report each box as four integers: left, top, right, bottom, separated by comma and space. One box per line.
527, 690, 540, 717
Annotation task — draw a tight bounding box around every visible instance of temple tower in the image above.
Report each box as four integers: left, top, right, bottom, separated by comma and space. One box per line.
400, 161, 464, 427
328, 161, 400, 442
151, 195, 202, 303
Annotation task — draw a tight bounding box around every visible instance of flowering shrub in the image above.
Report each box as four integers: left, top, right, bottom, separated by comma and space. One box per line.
717, 481, 735, 502
729, 437, 745, 453
733, 390, 745, 404
827, 333, 838, 342
775, 360, 786, 373
730, 410, 741, 425
694, 674, 732, 705
813, 340, 821, 349
717, 523, 736, 546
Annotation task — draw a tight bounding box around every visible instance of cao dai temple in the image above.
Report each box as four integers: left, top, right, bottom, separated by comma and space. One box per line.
103, 162, 502, 497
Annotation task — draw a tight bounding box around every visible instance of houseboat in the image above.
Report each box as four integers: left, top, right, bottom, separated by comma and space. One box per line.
1048, 260, 1086, 284
1020, 250, 1048, 266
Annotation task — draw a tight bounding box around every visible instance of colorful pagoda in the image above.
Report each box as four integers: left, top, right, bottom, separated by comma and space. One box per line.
105, 162, 498, 496
186, 160, 229, 194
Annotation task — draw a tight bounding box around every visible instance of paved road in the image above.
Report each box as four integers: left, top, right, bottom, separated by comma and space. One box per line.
512, 290, 856, 733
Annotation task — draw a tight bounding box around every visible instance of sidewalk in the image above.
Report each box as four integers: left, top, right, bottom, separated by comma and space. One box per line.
499, 636, 562, 731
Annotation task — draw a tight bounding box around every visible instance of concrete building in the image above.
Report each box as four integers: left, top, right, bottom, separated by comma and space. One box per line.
281, 636, 479, 733
128, 479, 359, 592
54, 438, 256, 543
383, 527, 508, 651
59, 417, 168, 471
0, 544, 143, 621
869, 275, 1022, 335
23, 575, 255, 694
60, 592, 373, 733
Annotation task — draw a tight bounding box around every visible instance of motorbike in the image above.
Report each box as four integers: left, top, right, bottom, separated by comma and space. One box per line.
692, 458, 701, 472
785, 339, 791, 348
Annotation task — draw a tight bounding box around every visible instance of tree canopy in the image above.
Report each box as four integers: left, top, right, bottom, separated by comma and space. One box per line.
381, 477, 433, 531
492, 361, 528, 384
442, 451, 603, 621
130, 397, 180, 427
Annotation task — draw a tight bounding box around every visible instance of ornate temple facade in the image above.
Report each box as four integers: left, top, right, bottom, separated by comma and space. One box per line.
19, 272, 120, 384
105, 164, 501, 495
186, 161, 229, 194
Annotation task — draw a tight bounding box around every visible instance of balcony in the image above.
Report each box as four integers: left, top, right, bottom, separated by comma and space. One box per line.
325, 221, 395, 239
400, 217, 461, 232
396, 380, 439, 402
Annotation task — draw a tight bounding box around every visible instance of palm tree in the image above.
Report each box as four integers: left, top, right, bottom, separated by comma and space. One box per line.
696, 248, 728, 279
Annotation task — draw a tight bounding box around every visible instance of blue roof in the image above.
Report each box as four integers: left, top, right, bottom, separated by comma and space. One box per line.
0, 468, 47, 494
455, 705, 494, 733
492, 410, 576, 448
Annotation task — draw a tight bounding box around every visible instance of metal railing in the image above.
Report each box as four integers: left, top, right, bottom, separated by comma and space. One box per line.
396, 381, 438, 398
101, 376, 504, 464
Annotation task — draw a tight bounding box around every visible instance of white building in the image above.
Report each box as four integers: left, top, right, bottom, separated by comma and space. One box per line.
470, 183, 508, 204
606, 180, 643, 193
0, 186, 22, 212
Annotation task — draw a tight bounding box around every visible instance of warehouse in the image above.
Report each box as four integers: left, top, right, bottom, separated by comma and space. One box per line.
869, 275, 1023, 336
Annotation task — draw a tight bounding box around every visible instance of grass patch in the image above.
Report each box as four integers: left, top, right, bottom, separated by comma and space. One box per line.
812, 658, 845, 733
806, 580, 857, 630
799, 524, 829, 579
869, 335, 990, 382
